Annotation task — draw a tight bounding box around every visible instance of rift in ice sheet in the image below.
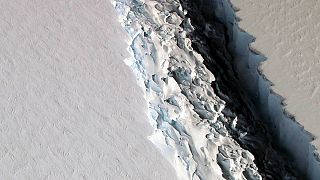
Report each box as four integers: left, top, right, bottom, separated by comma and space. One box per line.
113, 0, 320, 179
111, 0, 292, 179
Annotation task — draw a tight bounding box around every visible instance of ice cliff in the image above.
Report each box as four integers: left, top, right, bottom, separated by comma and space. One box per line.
201, 0, 320, 179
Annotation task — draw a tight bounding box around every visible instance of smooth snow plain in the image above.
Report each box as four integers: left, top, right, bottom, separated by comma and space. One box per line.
0, 0, 177, 179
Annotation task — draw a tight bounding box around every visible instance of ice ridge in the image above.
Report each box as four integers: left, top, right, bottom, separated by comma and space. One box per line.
112, 0, 264, 179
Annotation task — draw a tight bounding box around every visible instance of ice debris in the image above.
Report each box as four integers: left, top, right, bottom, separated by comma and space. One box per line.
113, 0, 262, 179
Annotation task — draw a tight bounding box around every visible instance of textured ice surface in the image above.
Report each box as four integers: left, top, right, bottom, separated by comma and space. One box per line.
113, 0, 263, 179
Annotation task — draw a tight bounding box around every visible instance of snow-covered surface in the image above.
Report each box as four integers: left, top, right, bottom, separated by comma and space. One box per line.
230, 0, 320, 149
0, 0, 177, 179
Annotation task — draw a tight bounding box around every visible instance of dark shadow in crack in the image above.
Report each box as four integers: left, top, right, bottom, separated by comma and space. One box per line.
178, 0, 320, 179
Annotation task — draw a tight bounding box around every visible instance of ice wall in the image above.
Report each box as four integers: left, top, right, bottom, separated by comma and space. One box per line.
209, 0, 320, 178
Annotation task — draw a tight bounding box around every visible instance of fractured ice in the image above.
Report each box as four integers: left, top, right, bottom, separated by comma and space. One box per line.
112, 0, 268, 179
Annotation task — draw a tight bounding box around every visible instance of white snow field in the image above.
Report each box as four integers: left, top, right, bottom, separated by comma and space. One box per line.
0, 0, 177, 179
225, 0, 320, 178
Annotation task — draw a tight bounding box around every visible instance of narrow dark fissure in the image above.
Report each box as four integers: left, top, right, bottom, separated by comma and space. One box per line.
178, 0, 302, 179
